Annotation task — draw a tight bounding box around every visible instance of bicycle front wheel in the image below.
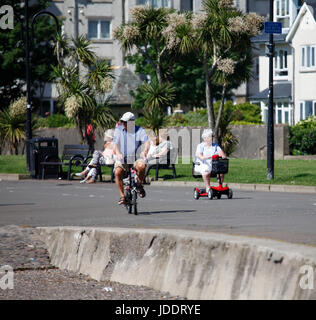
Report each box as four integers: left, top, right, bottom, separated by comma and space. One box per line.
132, 190, 137, 215
124, 190, 132, 214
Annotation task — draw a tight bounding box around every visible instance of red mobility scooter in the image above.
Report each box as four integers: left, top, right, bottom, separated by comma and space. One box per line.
192, 155, 233, 200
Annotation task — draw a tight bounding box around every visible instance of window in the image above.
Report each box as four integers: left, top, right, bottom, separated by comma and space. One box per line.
262, 101, 292, 124
300, 100, 316, 120
274, 49, 288, 77
301, 45, 316, 71
275, 0, 290, 29
277, 102, 291, 124
305, 101, 313, 118
233, 0, 240, 8
180, 0, 193, 11
88, 20, 111, 40
136, 0, 170, 7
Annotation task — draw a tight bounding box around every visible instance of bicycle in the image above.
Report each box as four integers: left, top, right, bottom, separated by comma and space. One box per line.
123, 165, 139, 215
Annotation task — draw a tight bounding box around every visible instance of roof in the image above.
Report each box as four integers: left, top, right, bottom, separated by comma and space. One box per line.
249, 82, 292, 100
251, 32, 287, 44
252, 2, 316, 44
108, 68, 143, 105
286, 2, 316, 42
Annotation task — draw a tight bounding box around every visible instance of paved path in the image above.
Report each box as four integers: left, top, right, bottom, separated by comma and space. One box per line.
1, 180, 316, 246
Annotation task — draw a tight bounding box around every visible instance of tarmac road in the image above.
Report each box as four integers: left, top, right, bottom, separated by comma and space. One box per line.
1, 179, 316, 246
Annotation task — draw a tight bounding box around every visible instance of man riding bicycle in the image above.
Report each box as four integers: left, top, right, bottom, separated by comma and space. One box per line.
112, 112, 149, 205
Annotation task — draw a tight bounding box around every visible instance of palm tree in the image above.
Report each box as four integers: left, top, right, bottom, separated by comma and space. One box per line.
162, 0, 263, 142
140, 79, 176, 135
113, 5, 174, 84
0, 98, 26, 155
52, 35, 116, 146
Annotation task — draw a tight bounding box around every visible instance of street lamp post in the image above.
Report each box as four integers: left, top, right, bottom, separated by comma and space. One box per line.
25, 0, 31, 171
267, 0, 274, 180
23, 0, 59, 171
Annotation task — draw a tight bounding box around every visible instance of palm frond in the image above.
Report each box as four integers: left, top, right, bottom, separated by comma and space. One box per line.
0, 109, 26, 154
71, 35, 96, 65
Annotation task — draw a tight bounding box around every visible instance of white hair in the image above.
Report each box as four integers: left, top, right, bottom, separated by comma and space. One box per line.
202, 129, 213, 140
104, 128, 115, 141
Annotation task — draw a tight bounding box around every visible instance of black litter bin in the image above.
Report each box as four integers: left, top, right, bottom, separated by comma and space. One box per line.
28, 137, 59, 179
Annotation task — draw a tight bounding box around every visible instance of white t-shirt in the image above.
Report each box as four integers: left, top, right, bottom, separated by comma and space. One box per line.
147, 141, 158, 158
196, 142, 221, 163
148, 140, 173, 158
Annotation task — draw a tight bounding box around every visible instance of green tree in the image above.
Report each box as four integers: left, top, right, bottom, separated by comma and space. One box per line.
0, 0, 58, 111
52, 35, 116, 146
140, 79, 176, 135
113, 6, 174, 84
113, 6, 180, 132
163, 0, 263, 142
127, 49, 206, 111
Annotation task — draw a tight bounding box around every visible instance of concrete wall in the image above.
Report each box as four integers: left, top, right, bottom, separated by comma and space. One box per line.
37, 226, 316, 300
230, 124, 290, 160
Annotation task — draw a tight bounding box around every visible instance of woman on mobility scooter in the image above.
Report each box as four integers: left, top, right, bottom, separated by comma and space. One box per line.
193, 129, 233, 200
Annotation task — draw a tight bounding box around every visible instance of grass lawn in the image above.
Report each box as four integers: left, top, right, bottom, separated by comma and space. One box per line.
1, 155, 316, 186
0, 155, 28, 174
146, 158, 316, 186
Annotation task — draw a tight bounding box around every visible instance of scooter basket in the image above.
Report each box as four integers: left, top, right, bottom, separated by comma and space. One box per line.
211, 158, 229, 174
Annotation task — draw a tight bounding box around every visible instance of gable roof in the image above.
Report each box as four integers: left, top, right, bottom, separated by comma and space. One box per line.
286, 2, 316, 42
108, 68, 143, 105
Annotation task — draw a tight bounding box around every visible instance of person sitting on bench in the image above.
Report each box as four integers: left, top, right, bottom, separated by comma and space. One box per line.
76, 129, 115, 184
145, 129, 173, 166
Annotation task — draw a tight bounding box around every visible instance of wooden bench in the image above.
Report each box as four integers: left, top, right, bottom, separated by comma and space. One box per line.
145, 148, 177, 181
40, 144, 90, 180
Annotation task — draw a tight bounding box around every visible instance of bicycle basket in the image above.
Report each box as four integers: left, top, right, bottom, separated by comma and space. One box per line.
211, 158, 229, 174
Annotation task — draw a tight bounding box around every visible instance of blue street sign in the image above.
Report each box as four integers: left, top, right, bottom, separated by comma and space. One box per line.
264, 21, 282, 34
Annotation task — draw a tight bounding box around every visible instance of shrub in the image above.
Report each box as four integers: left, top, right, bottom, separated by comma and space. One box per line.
289, 116, 316, 155
165, 109, 208, 127
165, 113, 189, 127
231, 102, 262, 124
34, 114, 75, 128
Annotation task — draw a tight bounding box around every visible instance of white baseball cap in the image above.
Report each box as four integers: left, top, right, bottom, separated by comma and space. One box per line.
120, 112, 135, 122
